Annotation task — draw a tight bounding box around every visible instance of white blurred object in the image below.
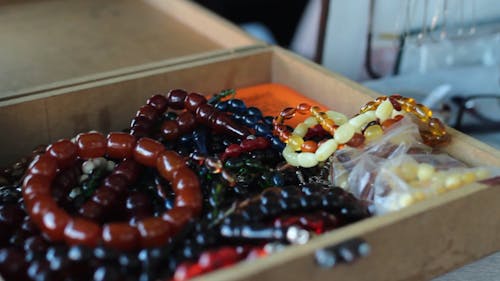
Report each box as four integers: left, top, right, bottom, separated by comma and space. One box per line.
422, 84, 452, 108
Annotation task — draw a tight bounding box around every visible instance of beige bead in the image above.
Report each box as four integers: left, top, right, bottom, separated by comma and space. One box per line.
375, 100, 394, 122
461, 172, 477, 185
399, 160, 419, 181
325, 110, 348, 125
297, 152, 319, 168
82, 160, 95, 174
293, 123, 309, 138
348, 111, 376, 129
91, 157, 107, 168
474, 168, 490, 180
417, 163, 435, 181
399, 194, 414, 207
445, 174, 462, 189
283, 146, 300, 167
303, 116, 318, 127
334, 123, 355, 144
412, 191, 426, 202
315, 139, 338, 161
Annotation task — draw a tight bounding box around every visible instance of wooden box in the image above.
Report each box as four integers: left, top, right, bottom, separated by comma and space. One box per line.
1, 1, 499, 281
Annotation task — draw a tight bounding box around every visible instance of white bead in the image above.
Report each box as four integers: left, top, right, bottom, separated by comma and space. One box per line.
283, 146, 300, 167
375, 100, 394, 122
417, 163, 435, 181
303, 116, 318, 127
79, 174, 89, 183
445, 174, 462, 189
82, 160, 95, 174
391, 110, 405, 119
92, 157, 107, 168
348, 111, 376, 129
293, 123, 309, 137
325, 111, 348, 125
297, 152, 318, 168
106, 161, 116, 171
315, 139, 338, 161
334, 123, 355, 144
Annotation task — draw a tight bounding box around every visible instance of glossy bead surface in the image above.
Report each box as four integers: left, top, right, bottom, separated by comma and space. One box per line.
41, 207, 70, 241
168, 89, 188, 110
136, 104, 159, 121
157, 151, 185, 181
346, 133, 365, 147
46, 139, 77, 168
177, 111, 197, 134
161, 120, 180, 141
76, 132, 106, 159
102, 223, 139, 251
113, 159, 141, 183
162, 207, 194, 234
147, 94, 168, 112
28, 154, 58, 180
185, 93, 207, 112
133, 138, 165, 167
106, 132, 136, 159
63, 218, 101, 247
363, 125, 383, 142
301, 140, 318, 153
137, 217, 172, 248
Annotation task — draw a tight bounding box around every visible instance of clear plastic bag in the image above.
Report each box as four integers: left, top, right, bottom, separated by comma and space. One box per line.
329, 115, 499, 214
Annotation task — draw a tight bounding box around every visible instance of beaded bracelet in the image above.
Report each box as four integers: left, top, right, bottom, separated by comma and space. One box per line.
360, 95, 450, 146
22, 131, 202, 250
131, 90, 250, 140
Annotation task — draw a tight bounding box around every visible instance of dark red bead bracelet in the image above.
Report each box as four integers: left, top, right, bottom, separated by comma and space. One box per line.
22, 132, 202, 250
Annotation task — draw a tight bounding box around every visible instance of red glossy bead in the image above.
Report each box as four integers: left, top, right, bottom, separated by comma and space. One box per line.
157, 151, 185, 181
133, 138, 165, 167
195, 104, 217, 125
64, 218, 101, 247
113, 159, 141, 183
41, 207, 70, 241
147, 94, 168, 112
346, 133, 365, 147
106, 132, 136, 159
102, 223, 139, 251
161, 207, 194, 234
184, 93, 207, 112
28, 154, 58, 181
199, 247, 240, 270
213, 114, 250, 138
46, 139, 77, 168
137, 217, 172, 248
136, 104, 158, 121
91, 187, 118, 208
167, 89, 188, 110
28, 195, 57, 226
103, 173, 129, 194
131, 116, 154, 130
173, 262, 204, 281
176, 111, 197, 134
76, 132, 106, 159
22, 174, 51, 198
221, 144, 243, 159
130, 125, 149, 138
79, 201, 105, 221
160, 120, 180, 141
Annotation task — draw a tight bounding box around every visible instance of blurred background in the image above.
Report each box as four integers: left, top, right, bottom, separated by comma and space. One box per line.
195, 0, 500, 149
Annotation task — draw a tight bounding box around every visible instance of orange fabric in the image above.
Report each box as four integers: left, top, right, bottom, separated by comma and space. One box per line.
235, 83, 327, 126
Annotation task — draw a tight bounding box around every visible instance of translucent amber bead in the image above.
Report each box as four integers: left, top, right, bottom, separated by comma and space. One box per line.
428, 118, 446, 136
414, 104, 432, 122
320, 118, 336, 135
297, 103, 311, 113
280, 107, 296, 120
363, 125, 383, 142
360, 101, 377, 113
346, 133, 365, 147
287, 135, 304, 151
301, 140, 318, 153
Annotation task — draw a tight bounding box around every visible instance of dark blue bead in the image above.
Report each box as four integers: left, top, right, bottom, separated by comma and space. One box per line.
270, 136, 285, 150
227, 99, 246, 113
271, 172, 285, 186
247, 107, 263, 118
215, 101, 229, 111
263, 116, 274, 125
232, 112, 244, 123
179, 134, 192, 143
243, 114, 261, 126
254, 123, 271, 136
